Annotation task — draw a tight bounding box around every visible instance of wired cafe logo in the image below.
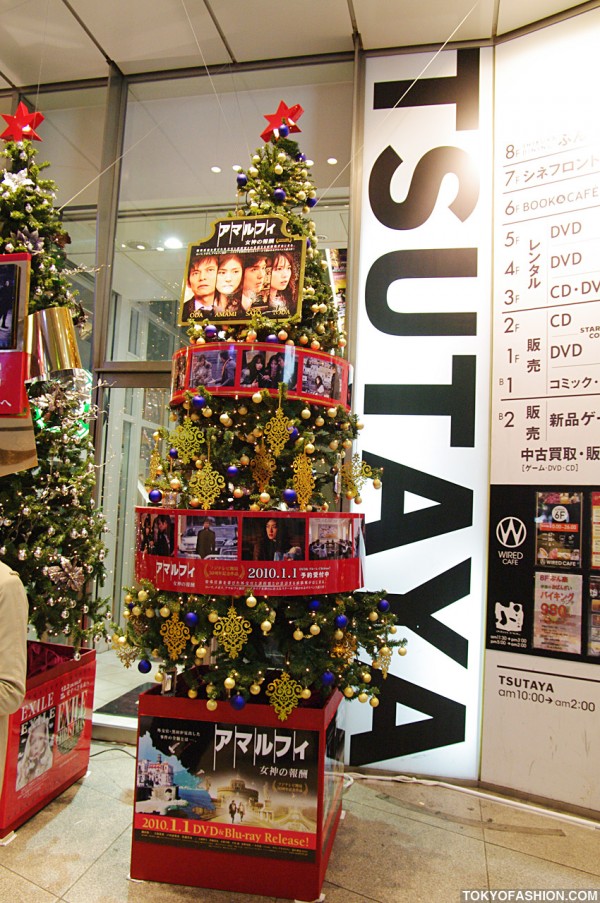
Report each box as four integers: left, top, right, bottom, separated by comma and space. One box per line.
496, 517, 527, 549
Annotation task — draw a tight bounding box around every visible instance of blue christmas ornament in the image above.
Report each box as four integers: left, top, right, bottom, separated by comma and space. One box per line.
192, 394, 206, 409
308, 599, 320, 611
296, 152, 306, 162
168, 447, 178, 458
205, 324, 218, 339
279, 123, 289, 137
237, 173, 248, 188
138, 660, 152, 674
307, 196, 318, 208
184, 612, 199, 629
148, 489, 162, 504
273, 187, 286, 203
288, 426, 299, 440
266, 333, 278, 343
321, 670, 335, 686
377, 598, 391, 613
230, 693, 246, 711
283, 488, 297, 505
335, 614, 349, 630
227, 465, 239, 478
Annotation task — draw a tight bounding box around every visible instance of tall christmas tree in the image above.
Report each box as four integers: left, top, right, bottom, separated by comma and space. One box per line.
0, 103, 109, 650
115, 103, 405, 717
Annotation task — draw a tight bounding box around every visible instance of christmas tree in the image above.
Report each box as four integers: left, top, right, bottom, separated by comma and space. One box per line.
0, 102, 109, 650
114, 102, 406, 717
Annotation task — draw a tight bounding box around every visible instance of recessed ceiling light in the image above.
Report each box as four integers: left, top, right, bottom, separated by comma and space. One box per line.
164, 237, 183, 249
232, 164, 242, 172
136, 243, 146, 251
156, 246, 164, 252
211, 166, 222, 173
327, 157, 338, 165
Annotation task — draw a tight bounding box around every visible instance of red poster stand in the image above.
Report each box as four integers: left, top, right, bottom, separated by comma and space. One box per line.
130, 686, 344, 901
0, 641, 96, 839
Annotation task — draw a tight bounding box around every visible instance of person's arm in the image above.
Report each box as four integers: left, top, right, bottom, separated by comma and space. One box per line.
0, 565, 28, 717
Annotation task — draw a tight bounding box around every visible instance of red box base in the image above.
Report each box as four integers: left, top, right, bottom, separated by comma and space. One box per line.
130, 687, 344, 900
0, 642, 96, 838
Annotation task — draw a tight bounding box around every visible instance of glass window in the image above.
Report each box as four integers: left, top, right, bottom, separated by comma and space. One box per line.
19, 87, 108, 370
108, 63, 353, 362
98, 385, 172, 625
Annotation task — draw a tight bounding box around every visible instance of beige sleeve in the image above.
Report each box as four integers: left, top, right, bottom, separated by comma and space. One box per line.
0, 564, 28, 717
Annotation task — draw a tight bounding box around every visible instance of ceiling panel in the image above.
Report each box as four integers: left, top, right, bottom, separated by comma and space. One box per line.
353, 0, 497, 48
0, 0, 106, 86
209, 0, 354, 63
496, 0, 587, 34
68, 0, 229, 75
0, 0, 594, 90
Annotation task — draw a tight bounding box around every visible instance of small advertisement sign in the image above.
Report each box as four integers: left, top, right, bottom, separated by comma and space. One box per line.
533, 571, 582, 654
535, 491, 582, 568
134, 714, 319, 860
135, 508, 364, 597
179, 216, 305, 326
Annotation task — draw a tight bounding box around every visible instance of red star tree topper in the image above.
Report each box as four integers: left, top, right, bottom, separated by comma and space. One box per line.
1, 101, 44, 142
261, 101, 304, 142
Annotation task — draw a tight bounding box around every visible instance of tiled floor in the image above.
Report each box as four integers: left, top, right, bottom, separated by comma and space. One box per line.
1, 648, 599, 902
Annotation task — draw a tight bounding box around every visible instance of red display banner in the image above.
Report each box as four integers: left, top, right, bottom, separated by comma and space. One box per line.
135, 507, 364, 596
0, 643, 95, 837
171, 341, 351, 412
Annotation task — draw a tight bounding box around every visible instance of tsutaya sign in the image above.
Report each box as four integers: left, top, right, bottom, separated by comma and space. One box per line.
348, 49, 493, 777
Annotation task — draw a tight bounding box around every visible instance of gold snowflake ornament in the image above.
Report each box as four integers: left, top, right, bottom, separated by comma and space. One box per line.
341, 453, 373, 497
160, 611, 191, 661
292, 452, 315, 509
251, 443, 276, 493
149, 433, 162, 481
188, 460, 225, 509
213, 604, 252, 658
112, 638, 139, 668
266, 671, 304, 721
331, 631, 358, 664
264, 406, 292, 458
374, 645, 392, 679
170, 418, 205, 464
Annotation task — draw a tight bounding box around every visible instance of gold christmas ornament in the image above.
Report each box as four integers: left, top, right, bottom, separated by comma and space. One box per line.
149, 433, 161, 481
212, 604, 252, 658
263, 398, 292, 458
266, 671, 304, 721
331, 632, 357, 663
170, 418, 205, 464
373, 645, 392, 678
160, 611, 190, 661
206, 699, 218, 711
188, 458, 226, 509
341, 453, 373, 498
114, 641, 139, 668
251, 443, 276, 493
292, 452, 315, 509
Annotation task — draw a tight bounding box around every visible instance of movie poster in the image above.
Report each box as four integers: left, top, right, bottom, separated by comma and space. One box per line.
134, 715, 320, 860
179, 216, 305, 326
